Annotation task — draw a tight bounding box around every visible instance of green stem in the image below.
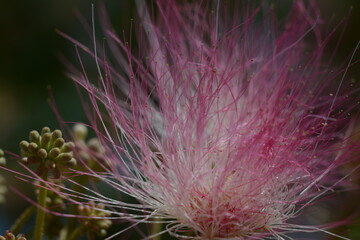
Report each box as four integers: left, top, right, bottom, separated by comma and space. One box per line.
68, 225, 84, 240
151, 219, 162, 240
34, 178, 48, 240
10, 205, 36, 234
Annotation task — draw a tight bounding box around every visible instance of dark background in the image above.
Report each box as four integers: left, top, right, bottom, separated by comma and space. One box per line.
0, 0, 359, 238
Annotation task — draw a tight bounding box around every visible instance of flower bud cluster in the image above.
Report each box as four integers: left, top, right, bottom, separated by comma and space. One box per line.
73, 124, 108, 171
0, 231, 26, 240
0, 149, 6, 166
19, 127, 76, 178
77, 201, 112, 237
0, 175, 7, 204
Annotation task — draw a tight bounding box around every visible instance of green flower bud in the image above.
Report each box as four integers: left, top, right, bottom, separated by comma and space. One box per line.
0, 158, 6, 166
48, 148, 61, 159
29, 130, 40, 144
53, 198, 63, 206
20, 157, 28, 164
40, 133, 51, 148
5, 232, 15, 240
67, 158, 77, 167
98, 220, 111, 228
54, 138, 65, 148
73, 124, 88, 140
61, 142, 75, 153
19, 141, 29, 153
0, 150, 5, 166
27, 143, 38, 154
0, 175, 7, 204
77, 204, 85, 212
87, 138, 104, 152
37, 148, 47, 160
51, 130, 62, 141
56, 153, 72, 162
41, 127, 51, 135
99, 229, 107, 237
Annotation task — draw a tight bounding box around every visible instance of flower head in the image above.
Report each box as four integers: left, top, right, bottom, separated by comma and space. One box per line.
64, 0, 359, 239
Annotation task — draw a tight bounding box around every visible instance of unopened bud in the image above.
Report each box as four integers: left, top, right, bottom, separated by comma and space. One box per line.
98, 220, 111, 228
88, 138, 103, 152
51, 130, 62, 140
54, 138, 65, 148
27, 143, 38, 153
0, 158, 6, 166
99, 229, 107, 237
49, 148, 61, 159
62, 142, 75, 152
20, 157, 28, 164
73, 124, 88, 140
0, 149, 6, 166
56, 153, 72, 162
19, 141, 29, 152
67, 158, 77, 167
4, 231, 15, 240
40, 133, 51, 147
37, 149, 47, 160
29, 130, 40, 143
41, 127, 51, 135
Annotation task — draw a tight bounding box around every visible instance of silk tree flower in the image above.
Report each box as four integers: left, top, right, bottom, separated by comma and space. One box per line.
61, 0, 359, 239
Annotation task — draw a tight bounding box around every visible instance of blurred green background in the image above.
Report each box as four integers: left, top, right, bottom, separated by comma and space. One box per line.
0, 0, 359, 238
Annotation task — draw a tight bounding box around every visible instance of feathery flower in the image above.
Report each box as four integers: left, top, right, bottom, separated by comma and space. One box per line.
63, 1, 359, 239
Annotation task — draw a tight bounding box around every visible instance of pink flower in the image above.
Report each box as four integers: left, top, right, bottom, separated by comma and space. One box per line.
64, 1, 359, 239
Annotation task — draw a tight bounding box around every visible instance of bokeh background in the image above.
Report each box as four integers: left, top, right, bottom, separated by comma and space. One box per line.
0, 0, 359, 238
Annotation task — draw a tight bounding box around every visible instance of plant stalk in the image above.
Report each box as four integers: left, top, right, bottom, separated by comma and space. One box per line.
151, 219, 162, 240
34, 178, 48, 240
